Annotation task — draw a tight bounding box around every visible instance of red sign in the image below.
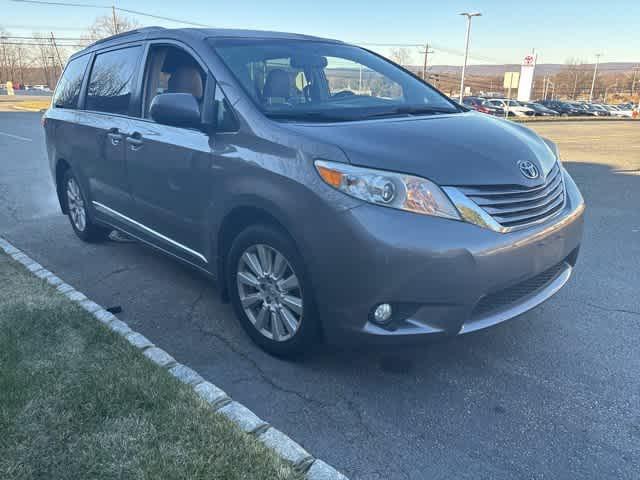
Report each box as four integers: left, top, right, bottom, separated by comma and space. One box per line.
523, 55, 535, 66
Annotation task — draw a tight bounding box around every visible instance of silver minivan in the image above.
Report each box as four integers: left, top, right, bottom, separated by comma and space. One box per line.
44, 27, 585, 356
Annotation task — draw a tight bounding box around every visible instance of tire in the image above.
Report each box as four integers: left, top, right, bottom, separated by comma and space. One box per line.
226, 224, 319, 357
63, 169, 110, 243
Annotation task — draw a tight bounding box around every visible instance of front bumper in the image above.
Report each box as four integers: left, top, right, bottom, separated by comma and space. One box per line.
308, 168, 585, 345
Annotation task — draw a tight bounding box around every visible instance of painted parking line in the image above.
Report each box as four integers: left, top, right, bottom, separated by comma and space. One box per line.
0, 131, 33, 142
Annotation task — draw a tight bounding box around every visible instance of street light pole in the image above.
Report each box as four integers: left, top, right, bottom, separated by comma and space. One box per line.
459, 11, 482, 102
589, 53, 601, 102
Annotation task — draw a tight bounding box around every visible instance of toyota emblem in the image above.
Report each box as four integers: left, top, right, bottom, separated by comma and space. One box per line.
518, 160, 540, 179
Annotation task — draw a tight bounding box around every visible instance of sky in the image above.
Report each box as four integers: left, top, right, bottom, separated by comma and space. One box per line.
1, 0, 639, 66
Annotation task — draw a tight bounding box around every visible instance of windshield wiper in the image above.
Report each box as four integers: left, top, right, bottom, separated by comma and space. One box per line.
361, 106, 459, 119
265, 111, 357, 122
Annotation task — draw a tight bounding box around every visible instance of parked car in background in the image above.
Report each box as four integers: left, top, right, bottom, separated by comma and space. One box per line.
585, 104, 611, 116
566, 102, 598, 116
484, 98, 535, 117
521, 102, 559, 116
462, 96, 505, 116
538, 100, 584, 117
603, 105, 632, 117
43, 26, 585, 356
617, 103, 635, 111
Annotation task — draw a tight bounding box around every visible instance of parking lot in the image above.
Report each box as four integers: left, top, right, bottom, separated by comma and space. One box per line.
1, 114, 638, 479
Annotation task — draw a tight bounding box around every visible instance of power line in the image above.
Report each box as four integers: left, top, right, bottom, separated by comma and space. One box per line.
10, 0, 212, 27
0, 24, 86, 31
355, 40, 509, 64
2, 35, 85, 40
0, 41, 85, 47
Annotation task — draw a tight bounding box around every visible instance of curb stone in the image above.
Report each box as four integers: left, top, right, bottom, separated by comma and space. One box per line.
169, 364, 205, 386
0, 236, 349, 480
218, 401, 268, 434
307, 460, 349, 480
194, 381, 230, 409
258, 427, 314, 471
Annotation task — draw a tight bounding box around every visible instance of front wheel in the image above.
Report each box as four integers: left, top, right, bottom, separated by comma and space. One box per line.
227, 224, 320, 357
63, 170, 110, 242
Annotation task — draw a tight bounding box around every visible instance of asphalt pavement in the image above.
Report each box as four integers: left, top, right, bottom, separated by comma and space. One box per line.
1, 112, 639, 479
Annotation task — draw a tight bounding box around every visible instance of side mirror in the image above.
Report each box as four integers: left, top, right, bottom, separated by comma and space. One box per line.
150, 93, 202, 129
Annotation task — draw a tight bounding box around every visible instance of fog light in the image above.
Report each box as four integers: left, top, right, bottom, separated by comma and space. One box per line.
373, 303, 393, 324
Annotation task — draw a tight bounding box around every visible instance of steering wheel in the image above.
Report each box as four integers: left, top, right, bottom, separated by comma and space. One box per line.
332, 90, 356, 99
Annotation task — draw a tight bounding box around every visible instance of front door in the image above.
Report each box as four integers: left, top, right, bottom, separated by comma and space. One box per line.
124, 43, 213, 265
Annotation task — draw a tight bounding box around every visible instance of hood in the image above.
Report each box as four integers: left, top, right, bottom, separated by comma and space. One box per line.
284, 111, 557, 187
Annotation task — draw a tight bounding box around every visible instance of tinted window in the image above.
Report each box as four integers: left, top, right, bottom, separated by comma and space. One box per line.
86, 46, 142, 115
52, 55, 89, 109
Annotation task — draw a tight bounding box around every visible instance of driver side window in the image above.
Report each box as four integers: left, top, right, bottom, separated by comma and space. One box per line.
143, 45, 206, 119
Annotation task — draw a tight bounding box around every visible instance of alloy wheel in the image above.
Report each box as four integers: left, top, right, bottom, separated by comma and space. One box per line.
236, 244, 303, 342
66, 177, 86, 232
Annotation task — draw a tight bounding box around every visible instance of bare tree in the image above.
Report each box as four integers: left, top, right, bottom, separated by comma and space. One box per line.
83, 12, 140, 43
0, 29, 9, 83
389, 47, 413, 67
554, 58, 592, 100
31, 32, 57, 87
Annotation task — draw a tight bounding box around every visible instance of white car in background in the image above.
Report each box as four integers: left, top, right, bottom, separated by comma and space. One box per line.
483, 98, 535, 117
604, 105, 632, 118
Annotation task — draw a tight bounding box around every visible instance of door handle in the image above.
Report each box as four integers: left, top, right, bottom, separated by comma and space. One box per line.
126, 132, 143, 151
107, 128, 122, 146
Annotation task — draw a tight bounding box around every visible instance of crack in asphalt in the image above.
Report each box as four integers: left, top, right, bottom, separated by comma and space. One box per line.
0, 188, 20, 222
89, 265, 133, 287
186, 287, 206, 322
184, 300, 377, 438
585, 301, 640, 317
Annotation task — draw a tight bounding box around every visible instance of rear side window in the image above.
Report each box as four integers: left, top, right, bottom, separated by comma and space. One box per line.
86, 46, 142, 115
52, 55, 89, 109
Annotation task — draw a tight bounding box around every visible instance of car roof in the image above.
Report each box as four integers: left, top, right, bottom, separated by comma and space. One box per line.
70, 26, 343, 60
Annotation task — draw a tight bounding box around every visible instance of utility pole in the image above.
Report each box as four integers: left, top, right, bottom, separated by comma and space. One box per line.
419, 43, 434, 81
589, 53, 601, 102
458, 12, 482, 102
112, 5, 120, 34
50, 32, 64, 75
631, 66, 639, 97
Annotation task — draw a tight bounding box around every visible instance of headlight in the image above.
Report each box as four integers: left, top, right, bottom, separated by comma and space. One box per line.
315, 160, 460, 220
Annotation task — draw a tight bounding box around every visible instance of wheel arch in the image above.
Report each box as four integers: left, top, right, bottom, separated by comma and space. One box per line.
55, 158, 72, 214
215, 202, 295, 301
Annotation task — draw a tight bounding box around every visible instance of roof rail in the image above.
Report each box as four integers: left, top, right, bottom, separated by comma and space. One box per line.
88, 26, 166, 48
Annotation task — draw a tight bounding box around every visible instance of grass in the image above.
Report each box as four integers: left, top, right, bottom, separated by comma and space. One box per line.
0, 252, 303, 480
11, 100, 51, 111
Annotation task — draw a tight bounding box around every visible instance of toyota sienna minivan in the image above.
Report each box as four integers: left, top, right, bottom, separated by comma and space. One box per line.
44, 27, 585, 356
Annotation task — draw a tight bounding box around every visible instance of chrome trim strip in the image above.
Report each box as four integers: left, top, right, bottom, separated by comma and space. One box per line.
92, 201, 208, 263
457, 163, 561, 197
443, 164, 568, 234
443, 186, 508, 233
467, 173, 563, 206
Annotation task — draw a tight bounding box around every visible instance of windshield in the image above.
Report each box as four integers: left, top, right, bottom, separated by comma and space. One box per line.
210, 38, 460, 121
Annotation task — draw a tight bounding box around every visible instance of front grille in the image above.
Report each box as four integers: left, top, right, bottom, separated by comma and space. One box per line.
458, 163, 565, 230
472, 261, 566, 318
